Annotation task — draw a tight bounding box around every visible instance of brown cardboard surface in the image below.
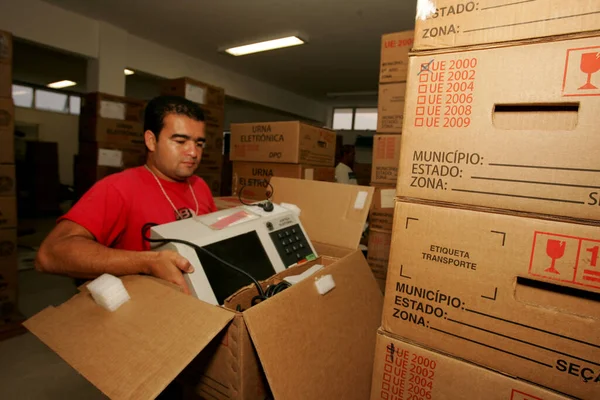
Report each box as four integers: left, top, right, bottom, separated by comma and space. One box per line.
370, 185, 396, 231
0, 228, 17, 266
80, 92, 146, 123
380, 31, 414, 83
0, 63, 10, 101
0, 30, 11, 63
371, 330, 571, 400
270, 177, 374, 251
0, 30, 12, 99
161, 77, 225, 109
413, 0, 600, 52
24, 276, 235, 400
0, 197, 16, 229
232, 161, 335, 200
213, 196, 245, 210
244, 250, 383, 400
25, 177, 378, 399
0, 98, 14, 164
199, 148, 224, 169
0, 254, 18, 313
399, 35, 600, 222
353, 162, 372, 186
371, 134, 402, 185
377, 83, 406, 133
0, 164, 15, 196
367, 229, 392, 284
0, 228, 18, 311
79, 117, 144, 145
176, 315, 268, 400
230, 121, 336, 166
201, 105, 225, 132
382, 200, 600, 399
196, 172, 222, 198
78, 141, 146, 169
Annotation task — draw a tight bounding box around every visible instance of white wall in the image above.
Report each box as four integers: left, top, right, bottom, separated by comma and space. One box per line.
224, 97, 321, 130
0, 0, 328, 123
14, 107, 79, 186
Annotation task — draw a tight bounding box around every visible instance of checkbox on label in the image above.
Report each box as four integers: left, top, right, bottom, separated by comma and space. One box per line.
418, 85, 427, 94
419, 73, 429, 83
417, 96, 426, 105
416, 106, 425, 116
415, 118, 424, 127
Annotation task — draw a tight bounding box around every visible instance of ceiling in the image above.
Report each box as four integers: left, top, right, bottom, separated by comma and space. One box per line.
37, 0, 418, 100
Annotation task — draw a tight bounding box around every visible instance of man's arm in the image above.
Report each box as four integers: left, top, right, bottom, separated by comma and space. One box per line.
35, 220, 194, 294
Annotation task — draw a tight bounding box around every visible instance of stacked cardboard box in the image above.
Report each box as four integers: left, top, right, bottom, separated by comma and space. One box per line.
368, 31, 412, 291
229, 121, 337, 200
24, 178, 383, 400
0, 30, 25, 340
74, 92, 146, 198
373, 1, 600, 399
161, 77, 226, 197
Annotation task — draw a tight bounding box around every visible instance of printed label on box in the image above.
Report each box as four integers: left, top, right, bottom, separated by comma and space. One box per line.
413, 57, 478, 129
186, 83, 207, 105
529, 232, 600, 290
510, 389, 544, 400
562, 46, 600, 97
98, 149, 123, 168
100, 100, 126, 120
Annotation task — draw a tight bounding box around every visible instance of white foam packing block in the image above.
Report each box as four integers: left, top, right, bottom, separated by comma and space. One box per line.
284, 264, 324, 285
87, 274, 131, 312
314, 274, 335, 295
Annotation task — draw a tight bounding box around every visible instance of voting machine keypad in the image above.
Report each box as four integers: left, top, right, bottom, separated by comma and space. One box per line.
269, 223, 313, 267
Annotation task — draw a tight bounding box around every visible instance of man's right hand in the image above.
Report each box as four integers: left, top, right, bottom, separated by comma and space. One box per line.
148, 250, 194, 295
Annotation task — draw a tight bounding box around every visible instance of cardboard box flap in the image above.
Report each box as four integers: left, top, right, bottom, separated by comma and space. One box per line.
270, 177, 374, 250
24, 275, 234, 400
243, 250, 383, 400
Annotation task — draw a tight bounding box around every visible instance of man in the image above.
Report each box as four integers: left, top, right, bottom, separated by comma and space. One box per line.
335, 145, 358, 185
35, 95, 217, 295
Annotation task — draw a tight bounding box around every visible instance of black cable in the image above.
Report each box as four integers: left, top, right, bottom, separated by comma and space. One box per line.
237, 180, 275, 212
251, 281, 291, 306
141, 223, 266, 299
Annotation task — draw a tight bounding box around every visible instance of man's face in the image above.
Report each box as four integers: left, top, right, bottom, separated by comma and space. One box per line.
149, 113, 206, 181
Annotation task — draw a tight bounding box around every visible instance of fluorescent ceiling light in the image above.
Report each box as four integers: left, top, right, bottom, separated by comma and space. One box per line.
47, 80, 76, 89
225, 36, 304, 56
124, 68, 135, 75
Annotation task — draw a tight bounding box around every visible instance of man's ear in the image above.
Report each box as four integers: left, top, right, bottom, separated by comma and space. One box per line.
144, 130, 157, 152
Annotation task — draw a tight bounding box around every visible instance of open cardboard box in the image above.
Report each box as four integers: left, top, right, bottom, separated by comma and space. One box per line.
24, 177, 383, 400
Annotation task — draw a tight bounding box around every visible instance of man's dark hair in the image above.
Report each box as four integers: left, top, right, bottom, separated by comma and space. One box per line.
143, 95, 205, 137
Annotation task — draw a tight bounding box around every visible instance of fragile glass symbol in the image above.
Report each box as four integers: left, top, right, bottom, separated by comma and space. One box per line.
579, 52, 600, 90
545, 239, 566, 274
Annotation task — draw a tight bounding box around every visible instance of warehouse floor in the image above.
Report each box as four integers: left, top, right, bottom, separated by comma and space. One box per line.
0, 217, 107, 400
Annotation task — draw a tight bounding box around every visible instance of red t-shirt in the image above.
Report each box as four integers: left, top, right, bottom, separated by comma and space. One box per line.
60, 166, 217, 251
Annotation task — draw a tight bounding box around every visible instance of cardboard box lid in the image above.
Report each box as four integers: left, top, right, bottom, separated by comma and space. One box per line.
270, 177, 374, 251
243, 249, 383, 400
24, 276, 234, 400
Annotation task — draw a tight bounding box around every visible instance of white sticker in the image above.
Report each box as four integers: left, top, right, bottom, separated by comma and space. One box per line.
99, 100, 126, 120
416, 0, 437, 21
380, 189, 395, 209
97, 149, 123, 168
305, 169, 314, 180
185, 83, 207, 105
353, 191, 368, 210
